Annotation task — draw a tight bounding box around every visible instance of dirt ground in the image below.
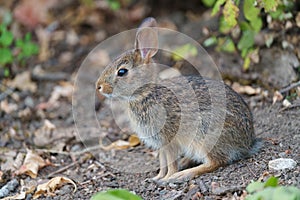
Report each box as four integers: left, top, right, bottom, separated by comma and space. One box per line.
0, 1, 299, 199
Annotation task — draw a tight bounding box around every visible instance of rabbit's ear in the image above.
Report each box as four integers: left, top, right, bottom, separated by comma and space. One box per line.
135, 17, 158, 63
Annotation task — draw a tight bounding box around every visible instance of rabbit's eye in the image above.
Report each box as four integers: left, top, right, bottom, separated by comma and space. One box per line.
117, 68, 128, 77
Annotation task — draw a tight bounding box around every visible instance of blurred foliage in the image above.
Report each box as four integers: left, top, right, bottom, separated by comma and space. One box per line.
107, 0, 121, 11
203, 0, 296, 70
91, 189, 142, 200
0, 11, 39, 76
172, 44, 198, 61
246, 176, 300, 200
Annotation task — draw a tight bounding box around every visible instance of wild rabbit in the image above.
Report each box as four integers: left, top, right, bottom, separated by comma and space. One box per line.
96, 18, 261, 182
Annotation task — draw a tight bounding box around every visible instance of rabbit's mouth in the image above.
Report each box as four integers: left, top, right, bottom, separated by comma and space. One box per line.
100, 92, 114, 99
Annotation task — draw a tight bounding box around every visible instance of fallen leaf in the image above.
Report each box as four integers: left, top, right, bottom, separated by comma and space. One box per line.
15, 149, 49, 178
33, 119, 56, 146
101, 135, 140, 150
1, 191, 26, 200
33, 177, 77, 199
0, 99, 18, 114
7, 71, 37, 93
273, 91, 284, 104
232, 82, 261, 95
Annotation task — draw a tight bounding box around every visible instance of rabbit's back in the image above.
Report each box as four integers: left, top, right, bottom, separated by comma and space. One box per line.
128, 75, 258, 164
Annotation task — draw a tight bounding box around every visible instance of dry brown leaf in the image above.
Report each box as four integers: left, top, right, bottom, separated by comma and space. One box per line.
15, 150, 49, 178
232, 82, 261, 95
33, 119, 56, 147
33, 177, 77, 199
7, 71, 37, 93
101, 134, 140, 150
273, 90, 284, 104
0, 99, 18, 114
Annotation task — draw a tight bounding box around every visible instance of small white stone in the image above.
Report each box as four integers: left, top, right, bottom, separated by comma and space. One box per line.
268, 158, 297, 171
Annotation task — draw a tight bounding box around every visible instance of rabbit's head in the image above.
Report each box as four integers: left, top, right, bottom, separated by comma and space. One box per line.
96, 18, 159, 99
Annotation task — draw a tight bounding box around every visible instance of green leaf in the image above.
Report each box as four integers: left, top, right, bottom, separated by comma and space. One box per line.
237, 30, 255, 51
16, 33, 39, 61
91, 189, 142, 200
219, 16, 232, 34
216, 37, 236, 53
264, 176, 278, 187
223, 0, 239, 28
249, 17, 262, 32
246, 181, 265, 194
106, 0, 121, 11
260, 0, 279, 12
239, 21, 251, 31
24, 33, 32, 42
4, 67, 10, 77
202, 0, 216, 7
172, 44, 198, 61
0, 48, 13, 65
273, 187, 298, 200
243, 0, 260, 21
246, 187, 274, 200
212, 0, 226, 16
243, 52, 251, 70
0, 30, 14, 47
203, 36, 218, 47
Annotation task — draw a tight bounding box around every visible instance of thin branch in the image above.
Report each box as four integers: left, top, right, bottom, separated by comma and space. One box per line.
279, 80, 300, 94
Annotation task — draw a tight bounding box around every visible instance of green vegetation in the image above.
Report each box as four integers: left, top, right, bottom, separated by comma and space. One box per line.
246, 176, 300, 200
91, 189, 142, 200
90, 177, 300, 200
202, 0, 296, 70
0, 12, 39, 76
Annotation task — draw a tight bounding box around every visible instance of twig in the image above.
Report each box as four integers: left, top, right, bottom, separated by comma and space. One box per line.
279, 103, 300, 112
47, 161, 79, 178
35, 145, 104, 156
279, 80, 300, 94
246, 164, 256, 177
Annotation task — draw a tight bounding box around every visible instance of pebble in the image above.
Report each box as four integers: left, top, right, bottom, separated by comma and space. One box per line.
268, 158, 297, 170
24, 96, 34, 108
0, 179, 19, 198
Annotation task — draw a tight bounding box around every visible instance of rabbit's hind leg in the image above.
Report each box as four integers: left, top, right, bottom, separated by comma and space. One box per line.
167, 158, 222, 183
